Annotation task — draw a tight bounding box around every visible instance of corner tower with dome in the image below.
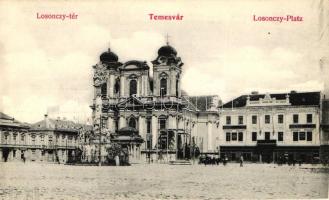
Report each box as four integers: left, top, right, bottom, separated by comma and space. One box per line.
88, 41, 220, 163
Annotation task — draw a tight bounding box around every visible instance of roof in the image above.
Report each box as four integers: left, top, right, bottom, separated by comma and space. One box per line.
222, 91, 321, 108
185, 95, 219, 111
118, 127, 138, 133
0, 112, 29, 129
31, 117, 92, 132
0, 112, 14, 120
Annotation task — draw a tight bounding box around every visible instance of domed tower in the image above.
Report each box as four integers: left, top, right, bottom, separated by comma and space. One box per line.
92, 48, 122, 136
151, 42, 184, 98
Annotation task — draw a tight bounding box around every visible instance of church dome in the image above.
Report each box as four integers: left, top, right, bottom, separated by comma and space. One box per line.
158, 45, 177, 57
100, 48, 119, 63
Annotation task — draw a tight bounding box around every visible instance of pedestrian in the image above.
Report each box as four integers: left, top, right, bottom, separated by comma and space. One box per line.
223, 155, 228, 166
240, 155, 244, 167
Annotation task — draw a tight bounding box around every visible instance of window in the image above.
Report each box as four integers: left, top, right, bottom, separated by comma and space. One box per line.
226, 132, 231, 141
307, 114, 312, 123
13, 134, 17, 141
128, 118, 136, 129
307, 131, 312, 141
160, 78, 167, 96
238, 132, 243, 141
252, 115, 257, 124
265, 115, 270, 124
159, 117, 166, 129
40, 135, 44, 142
62, 135, 65, 143
265, 132, 270, 140
101, 83, 107, 97
293, 132, 298, 141
278, 132, 283, 141
13, 150, 16, 158
226, 116, 231, 125
293, 114, 299, 123
31, 134, 36, 144
231, 132, 237, 141
299, 132, 305, 140
49, 135, 53, 143
129, 79, 137, 96
278, 115, 284, 124
115, 120, 119, 131
238, 116, 243, 125
114, 78, 120, 94
68, 136, 73, 144
147, 119, 151, 133
252, 132, 257, 141
21, 134, 25, 142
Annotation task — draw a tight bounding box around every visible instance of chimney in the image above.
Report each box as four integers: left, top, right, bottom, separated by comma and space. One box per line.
251, 91, 259, 95
44, 114, 50, 128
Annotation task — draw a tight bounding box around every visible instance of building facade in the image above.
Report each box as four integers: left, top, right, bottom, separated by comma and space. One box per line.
0, 112, 91, 163
219, 91, 322, 163
90, 44, 219, 163
0, 112, 30, 162
30, 115, 91, 163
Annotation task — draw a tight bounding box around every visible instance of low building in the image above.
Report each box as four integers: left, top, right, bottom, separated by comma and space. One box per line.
0, 112, 30, 162
219, 91, 321, 163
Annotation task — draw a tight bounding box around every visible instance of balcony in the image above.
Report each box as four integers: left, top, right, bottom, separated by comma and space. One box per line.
289, 124, 316, 129
223, 125, 247, 130
257, 140, 277, 146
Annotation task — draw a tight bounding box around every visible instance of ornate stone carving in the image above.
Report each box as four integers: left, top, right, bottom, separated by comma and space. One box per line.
93, 64, 108, 87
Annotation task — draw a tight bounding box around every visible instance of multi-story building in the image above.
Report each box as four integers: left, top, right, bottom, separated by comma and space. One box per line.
219, 91, 322, 163
30, 114, 91, 163
0, 112, 91, 163
0, 112, 30, 162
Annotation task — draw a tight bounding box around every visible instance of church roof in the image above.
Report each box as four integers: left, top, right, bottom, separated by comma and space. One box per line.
100, 48, 119, 63
158, 45, 177, 57
222, 91, 321, 108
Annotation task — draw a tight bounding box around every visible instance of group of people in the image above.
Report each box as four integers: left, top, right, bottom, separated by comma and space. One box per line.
199, 154, 244, 167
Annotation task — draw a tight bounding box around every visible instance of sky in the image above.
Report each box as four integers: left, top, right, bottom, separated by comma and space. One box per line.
0, 0, 328, 123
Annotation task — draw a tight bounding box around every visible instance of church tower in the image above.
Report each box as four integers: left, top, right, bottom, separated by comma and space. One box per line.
152, 40, 184, 98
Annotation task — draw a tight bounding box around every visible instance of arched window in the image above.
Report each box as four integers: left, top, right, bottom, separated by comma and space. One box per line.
101, 83, 107, 97
128, 117, 136, 129
129, 80, 137, 96
114, 78, 120, 94
160, 78, 167, 96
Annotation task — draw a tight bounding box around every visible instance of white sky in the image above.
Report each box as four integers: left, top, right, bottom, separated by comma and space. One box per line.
0, 0, 328, 123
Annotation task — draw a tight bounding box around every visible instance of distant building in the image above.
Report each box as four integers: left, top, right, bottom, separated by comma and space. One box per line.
219, 91, 322, 163
0, 112, 30, 162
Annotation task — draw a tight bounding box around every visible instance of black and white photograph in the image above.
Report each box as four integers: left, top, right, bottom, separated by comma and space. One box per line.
0, 0, 328, 199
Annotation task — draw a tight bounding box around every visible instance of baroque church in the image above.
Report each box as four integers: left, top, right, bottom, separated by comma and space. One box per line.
90, 42, 220, 162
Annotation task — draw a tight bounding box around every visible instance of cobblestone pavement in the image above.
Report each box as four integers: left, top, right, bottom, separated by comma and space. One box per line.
0, 162, 328, 199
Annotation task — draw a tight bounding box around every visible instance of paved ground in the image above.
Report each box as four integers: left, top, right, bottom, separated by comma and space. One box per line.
0, 162, 328, 199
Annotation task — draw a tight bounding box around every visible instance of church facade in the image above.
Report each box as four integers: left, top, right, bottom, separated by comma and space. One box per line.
90, 44, 220, 162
